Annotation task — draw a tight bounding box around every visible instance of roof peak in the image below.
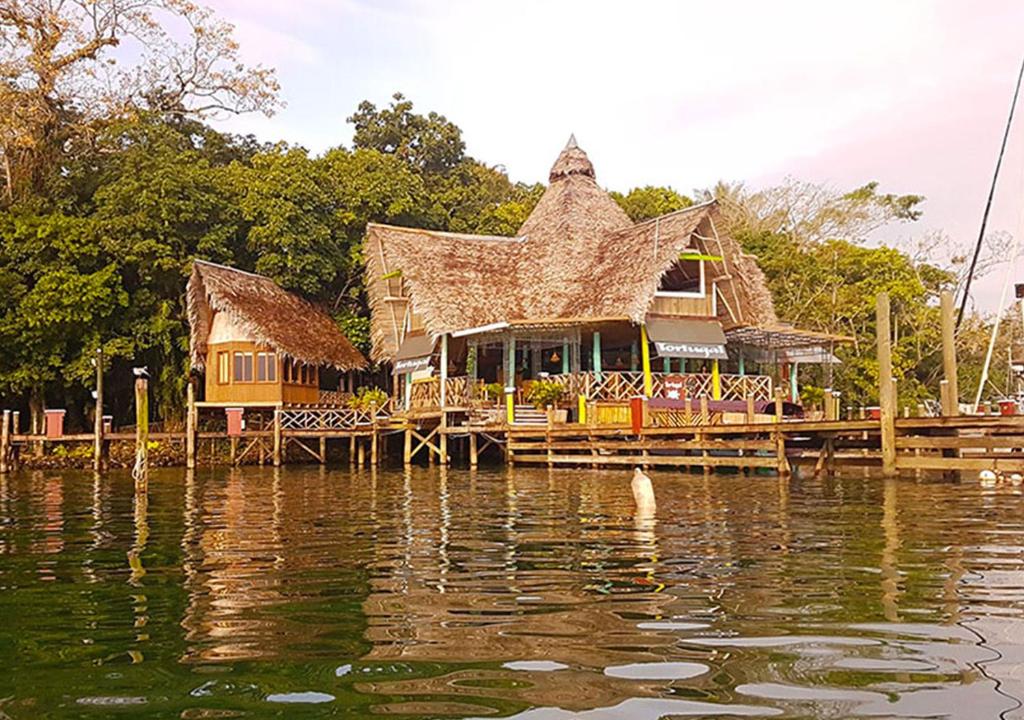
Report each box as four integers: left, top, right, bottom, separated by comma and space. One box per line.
549, 135, 594, 183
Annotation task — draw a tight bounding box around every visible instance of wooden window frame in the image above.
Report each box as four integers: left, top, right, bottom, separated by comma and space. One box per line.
233, 352, 254, 383
256, 352, 277, 383
655, 258, 705, 299
217, 352, 230, 385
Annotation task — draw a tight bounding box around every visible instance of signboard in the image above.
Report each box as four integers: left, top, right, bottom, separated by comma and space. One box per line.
653, 341, 728, 360
663, 374, 687, 400
394, 356, 432, 374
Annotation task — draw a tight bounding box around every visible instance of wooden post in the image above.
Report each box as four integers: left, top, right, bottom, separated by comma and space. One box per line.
711, 359, 722, 400
699, 395, 709, 425
320, 436, 327, 465
272, 408, 282, 467
135, 376, 149, 480
506, 335, 516, 425
370, 401, 379, 465
9, 411, 17, 471
439, 411, 448, 465
93, 348, 104, 472
577, 394, 587, 424
940, 380, 951, 418
773, 388, 790, 476
469, 431, 478, 467
439, 334, 448, 409
403, 425, 412, 466
592, 331, 602, 381
230, 437, 238, 465
546, 405, 554, 468
877, 293, 897, 477
640, 324, 653, 397
185, 379, 196, 471
358, 437, 366, 466
350, 434, 357, 466
1, 410, 10, 475
683, 389, 692, 424
940, 290, 959, 416
746, 394, 755, 423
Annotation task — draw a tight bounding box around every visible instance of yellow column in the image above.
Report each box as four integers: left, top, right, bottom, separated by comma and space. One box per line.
577, 394, 587, 424
506, 392, 515, 425
640, 324, 653, 397
711, 359, 721, 400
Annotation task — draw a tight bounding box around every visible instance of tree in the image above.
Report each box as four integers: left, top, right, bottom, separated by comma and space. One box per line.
611, 185, 693, 222
0, 0, 280, 204
349, 93, 464, 175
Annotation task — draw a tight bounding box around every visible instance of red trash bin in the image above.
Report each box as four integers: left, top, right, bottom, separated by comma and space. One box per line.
45, 409, 66, 439
225, 408, 245, 437
999, 400, 1018, 416
630, 396, 645, 434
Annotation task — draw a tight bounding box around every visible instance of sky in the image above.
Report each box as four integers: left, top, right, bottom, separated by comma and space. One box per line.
203, 0, 1024, 315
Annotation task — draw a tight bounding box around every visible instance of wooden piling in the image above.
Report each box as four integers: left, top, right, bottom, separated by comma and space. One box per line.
746, 395, 755, 423
469, 430, 478, 467
403, 426, 412, 466
371, 402, 379, 466
93, 348, 104, 472
358, 437, 366, 467
1, 410, 9, 475
940, 290, 959, 416
272, 409, 282, 467
439, 411, 447, 465
877, 293, 897, 477
185, 379, 196, 471
350, 434, 357, 466
134, 376, 149, 480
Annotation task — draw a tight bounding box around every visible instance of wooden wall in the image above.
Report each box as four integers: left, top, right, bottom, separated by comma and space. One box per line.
204, 342, 321, 406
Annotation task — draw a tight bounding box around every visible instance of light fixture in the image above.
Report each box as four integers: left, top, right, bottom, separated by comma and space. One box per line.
551, 351, 561, 363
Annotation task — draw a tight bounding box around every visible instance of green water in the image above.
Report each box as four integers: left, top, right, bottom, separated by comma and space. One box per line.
2, 467, 1023, 718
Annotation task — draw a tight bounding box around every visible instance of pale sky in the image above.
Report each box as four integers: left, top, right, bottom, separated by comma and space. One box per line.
204, 0, 1024, 315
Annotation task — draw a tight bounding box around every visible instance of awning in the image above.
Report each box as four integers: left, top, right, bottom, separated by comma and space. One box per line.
393, 333, 435, 374
646, 317, 728, 360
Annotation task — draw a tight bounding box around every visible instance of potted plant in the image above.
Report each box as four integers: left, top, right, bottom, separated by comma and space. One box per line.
526, 380, 568, 422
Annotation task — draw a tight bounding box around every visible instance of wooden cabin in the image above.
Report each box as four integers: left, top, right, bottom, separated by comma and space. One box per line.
364, 137, 843, 418
187, 261, 366, 406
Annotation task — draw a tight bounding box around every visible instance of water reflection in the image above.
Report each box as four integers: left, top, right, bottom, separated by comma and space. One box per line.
0, 467, 1023, 718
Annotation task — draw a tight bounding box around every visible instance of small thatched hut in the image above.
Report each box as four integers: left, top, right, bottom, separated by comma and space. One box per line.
365, 137, 841, 414
187, 261, 366, 406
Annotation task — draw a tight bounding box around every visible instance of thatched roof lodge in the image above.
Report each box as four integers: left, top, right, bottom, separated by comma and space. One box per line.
187, 260, 365, 406
365, 137, 841, 417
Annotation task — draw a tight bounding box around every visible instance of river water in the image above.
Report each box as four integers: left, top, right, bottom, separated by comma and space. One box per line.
2, 466, 1024, 718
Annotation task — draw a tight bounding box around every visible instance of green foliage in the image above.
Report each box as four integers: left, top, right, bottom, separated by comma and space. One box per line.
611, 185, 693, 222
347, 386, 389, 410
481, 382, 504, 403
526, 380, 566, 409
349, 92, 465, 174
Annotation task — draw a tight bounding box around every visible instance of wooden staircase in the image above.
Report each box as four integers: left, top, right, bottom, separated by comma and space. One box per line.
511, 405, 547, 426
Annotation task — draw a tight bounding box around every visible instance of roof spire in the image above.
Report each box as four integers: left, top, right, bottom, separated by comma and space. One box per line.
565, 133, 578, 150
549, 134, 594, 183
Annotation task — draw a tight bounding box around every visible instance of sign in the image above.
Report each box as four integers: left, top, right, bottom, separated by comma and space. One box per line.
663, 374, 687, 401
654, 341, 728, 360
394, 356, 432, 374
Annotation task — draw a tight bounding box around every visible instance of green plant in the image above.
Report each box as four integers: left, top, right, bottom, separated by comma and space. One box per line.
347, 386, 389, 410
481, 382, 504, 402
526, 379, 566, 410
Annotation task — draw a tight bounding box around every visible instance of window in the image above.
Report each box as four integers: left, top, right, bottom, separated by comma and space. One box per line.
300, 364, 308, 385
657, 258, 704, 296
257, 352, 277, 382
217, 352, 229, 384
283, 360, 291, 383
233, 352, 254, 382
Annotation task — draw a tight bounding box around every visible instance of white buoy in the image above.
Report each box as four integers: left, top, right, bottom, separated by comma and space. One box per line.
631, 468, 656, 513
1009, 473, 1023, 486
979, 469, 998, 487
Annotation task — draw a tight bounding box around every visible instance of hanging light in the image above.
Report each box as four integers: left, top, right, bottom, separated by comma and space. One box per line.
551, 350, 561, 363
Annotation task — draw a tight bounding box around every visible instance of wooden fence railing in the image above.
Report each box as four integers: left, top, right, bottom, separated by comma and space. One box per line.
279, 403, 390, 431
545, 372, 773, 403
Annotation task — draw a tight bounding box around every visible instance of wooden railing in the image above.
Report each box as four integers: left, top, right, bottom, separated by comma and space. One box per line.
545, 372, 773, 403
316, 390, 350, 407
280, 404, 390, 431
408, 376, 485, 411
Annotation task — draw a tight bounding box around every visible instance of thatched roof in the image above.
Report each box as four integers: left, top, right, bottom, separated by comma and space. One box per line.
187, 260, 366, 372
365, 137, 779, 362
